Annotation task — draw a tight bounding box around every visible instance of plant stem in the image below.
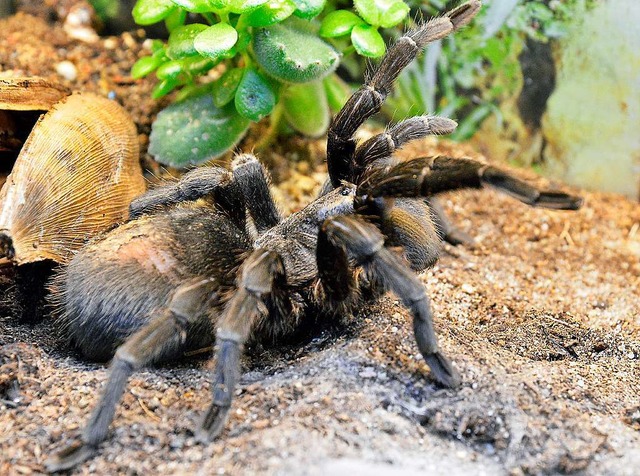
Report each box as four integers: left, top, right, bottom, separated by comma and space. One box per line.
240, 51, 252, 68
342, 45, 356, 57
202, 12, 217, 25
255, 100, 285, 152
236, 14, 248, 32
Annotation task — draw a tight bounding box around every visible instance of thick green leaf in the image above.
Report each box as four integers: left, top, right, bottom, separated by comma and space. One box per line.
353, 0, 378, 25
156, 59, 184, 80
228, 0, 269, 13
170, 0, 216, 12
174, 82, 212, 102
213, 68, 244, 107
150, 39, 166, 53
133, 0, 177, 25
354, 0, 408, 27
283, 81, 329, 137
244, 0, 296, 27
149, 92, 250, 167
152, 78, 180, 99
131, 55, 162, 79
184, 56, 216, 75
319, 10, 365, 37
164, 8, 187, 31
379, 1, 408, 28
292, 0, 326, 20
156, 55, 216, 81
194, 23, 238, 60
253, 25, 340, 83
234, 68, 276, 121
230, 29, 252, 54
351, 24, 385, 57
167, 23, 208, 59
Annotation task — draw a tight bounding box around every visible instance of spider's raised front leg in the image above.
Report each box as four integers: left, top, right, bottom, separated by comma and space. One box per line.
318, 215, 460, 388
326, 0, 482, 186
352, 116, 458, 182
45, 279, 217, 472
197, 248, 290, 441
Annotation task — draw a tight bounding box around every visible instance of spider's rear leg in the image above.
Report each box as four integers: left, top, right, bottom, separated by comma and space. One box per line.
198, 249, 290, 441
45, 278, 217, 472
326, 0, 482, 186
318, 216, 460, 388
129, 166, 245, 225
128, 154, 281, 233
364, 198, 443, 272
426, 197, 476, 247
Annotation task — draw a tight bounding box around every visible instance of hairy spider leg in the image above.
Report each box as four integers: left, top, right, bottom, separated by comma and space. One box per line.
326, 0, 482, 186
425, 197, 476, 247
352, 116, 457, 182
45, 278, 217, 473
128, 154, 281, 233
358, 156, 583, 210
231, 154, 282, 233
198, 249, 289, 441
129, 165, 244, 224
318, 215, 460, 387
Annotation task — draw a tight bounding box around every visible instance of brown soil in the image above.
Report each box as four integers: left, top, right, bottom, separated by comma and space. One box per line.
1, 6, 639, 476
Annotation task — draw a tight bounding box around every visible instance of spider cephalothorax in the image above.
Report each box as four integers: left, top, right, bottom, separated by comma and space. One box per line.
45, 1, 582, 471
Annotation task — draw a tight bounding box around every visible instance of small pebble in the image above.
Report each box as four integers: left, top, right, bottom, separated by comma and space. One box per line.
122, 32, 137, 49
461, 283, 476, 294
56, 61, 78, 81
104, 38, 118, 50
253, 419, 270, 429
359, 367, 376, 379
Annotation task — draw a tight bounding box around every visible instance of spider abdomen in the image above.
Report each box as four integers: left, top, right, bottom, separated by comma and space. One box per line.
52, 204, 251, 362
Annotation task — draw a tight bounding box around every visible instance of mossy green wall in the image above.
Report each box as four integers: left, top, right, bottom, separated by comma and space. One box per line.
542, 0, 640, 199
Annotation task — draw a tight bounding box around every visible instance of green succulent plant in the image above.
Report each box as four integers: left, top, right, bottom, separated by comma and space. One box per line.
131, 0, 410, 167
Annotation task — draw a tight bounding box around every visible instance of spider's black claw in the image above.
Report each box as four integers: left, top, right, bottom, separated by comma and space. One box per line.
196, 404, 231, 443
443, 227, 476, 248
535, 192, 583, 210
423, 352, 461, 388
44, 439, 98, 473
447, 0, 482, 29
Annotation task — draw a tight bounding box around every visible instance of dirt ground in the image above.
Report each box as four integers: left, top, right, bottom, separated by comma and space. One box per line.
1, 166, 639, 476
1, 6, 639, 476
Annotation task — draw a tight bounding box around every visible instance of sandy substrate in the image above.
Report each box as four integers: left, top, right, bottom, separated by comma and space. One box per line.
1, 167, 639, 475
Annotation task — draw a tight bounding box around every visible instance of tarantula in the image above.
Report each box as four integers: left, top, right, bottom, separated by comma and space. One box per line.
45, 0, 581, 471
